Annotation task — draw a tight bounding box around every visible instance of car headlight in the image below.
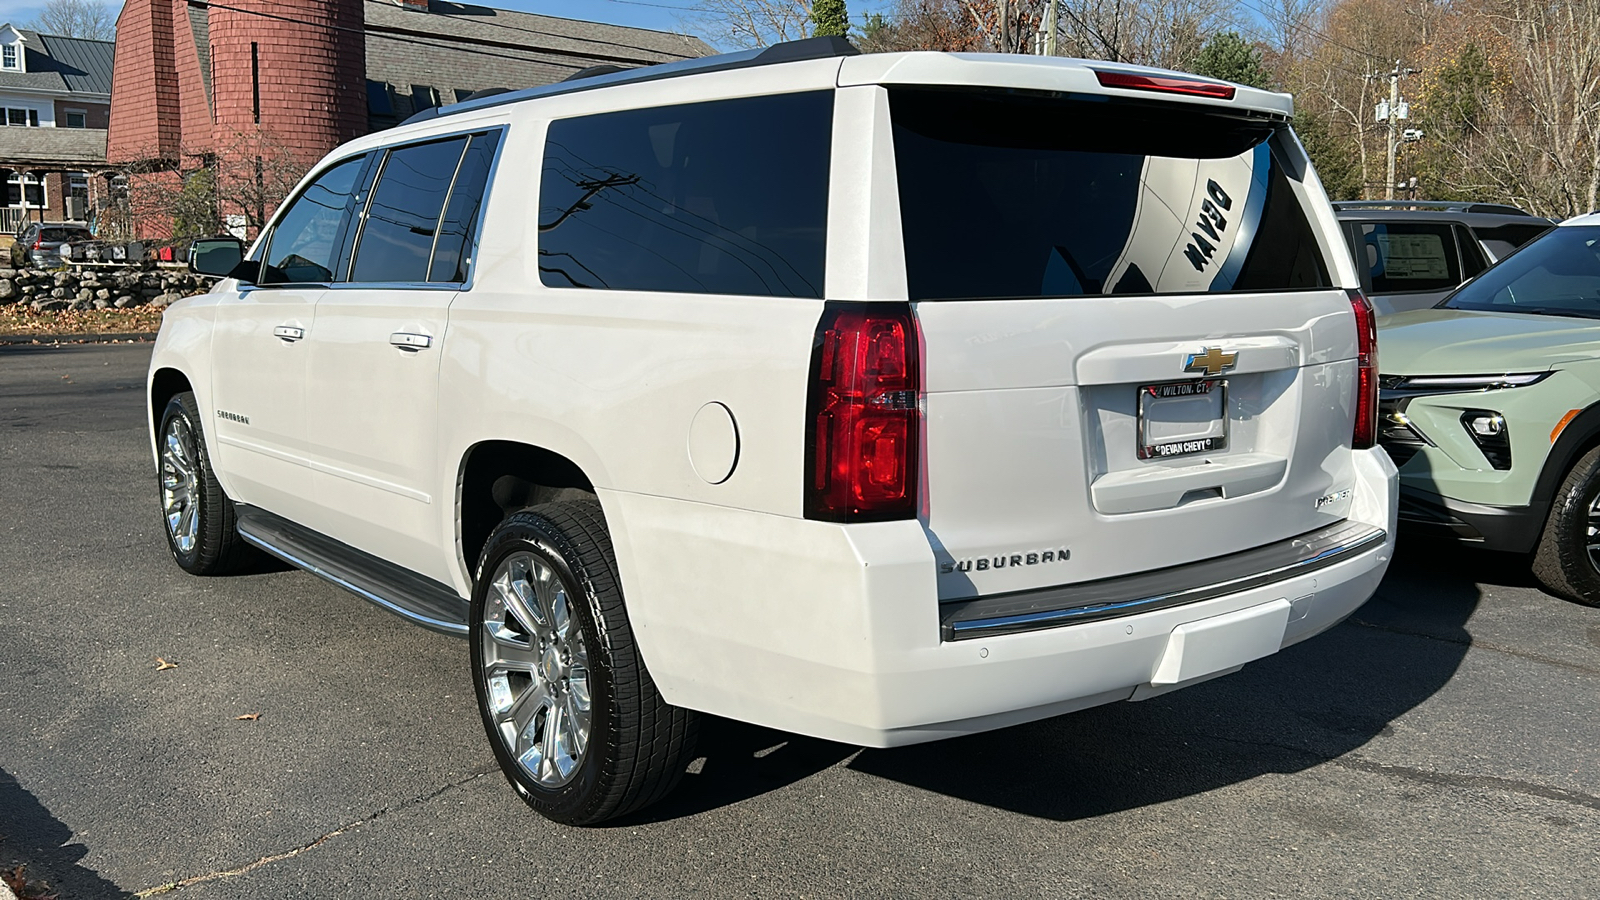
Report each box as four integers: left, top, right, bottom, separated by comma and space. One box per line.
1461, 410, 1511, 470
1379, 372, 1552, 398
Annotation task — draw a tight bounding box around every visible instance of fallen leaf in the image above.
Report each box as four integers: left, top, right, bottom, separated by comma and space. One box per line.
154, 657, 178, 671
235, 713, 260, 721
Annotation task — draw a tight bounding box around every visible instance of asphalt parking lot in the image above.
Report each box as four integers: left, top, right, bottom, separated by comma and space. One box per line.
3, 342, 1599, 899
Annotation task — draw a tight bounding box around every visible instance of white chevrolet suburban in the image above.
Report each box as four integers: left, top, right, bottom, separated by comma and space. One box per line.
152, 37, 1398, 825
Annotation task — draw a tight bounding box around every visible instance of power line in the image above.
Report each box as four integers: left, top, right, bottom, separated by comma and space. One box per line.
189, 0, 689, 69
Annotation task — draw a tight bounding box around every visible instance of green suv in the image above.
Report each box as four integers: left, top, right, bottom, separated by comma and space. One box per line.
1379, 213, 1600, 604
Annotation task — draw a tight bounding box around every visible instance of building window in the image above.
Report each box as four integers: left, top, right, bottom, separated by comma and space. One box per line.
64, 109, 86, 129
7, 172, 46, 209
5, 108, 38, 127
2, 45, 17, 70
410, 85, 440, 113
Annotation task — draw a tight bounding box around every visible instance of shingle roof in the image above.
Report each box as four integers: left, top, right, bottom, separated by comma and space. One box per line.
0, 125, 106, 166
363, 0, 714, 119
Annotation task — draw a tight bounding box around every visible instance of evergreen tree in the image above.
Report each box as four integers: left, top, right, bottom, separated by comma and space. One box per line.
1294, 110, 1362, 201
810, 0, 850, 38
1191, 31, 1273, 89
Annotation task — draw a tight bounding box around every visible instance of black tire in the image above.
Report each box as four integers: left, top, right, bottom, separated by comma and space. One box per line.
1531, 444, 1600, 606
469, 500, 698, 825
156, 391, 256, 575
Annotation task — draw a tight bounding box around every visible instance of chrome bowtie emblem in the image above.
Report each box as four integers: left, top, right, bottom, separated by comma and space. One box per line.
1184, 347, 1238, 377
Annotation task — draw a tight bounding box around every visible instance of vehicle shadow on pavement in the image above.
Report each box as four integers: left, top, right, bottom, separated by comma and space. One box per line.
0, 768, 133, 899
615, 716, 861, 825
618, 537, 1499, 825
840, 536, 1486, 820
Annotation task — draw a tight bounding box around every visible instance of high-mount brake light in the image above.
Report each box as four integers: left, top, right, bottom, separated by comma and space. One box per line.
1350, 290, 1378, 450
805, 303, 921, 522
1094, 70, 1237, 100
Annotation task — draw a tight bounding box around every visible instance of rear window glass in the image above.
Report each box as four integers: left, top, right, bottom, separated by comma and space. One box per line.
1358, 222, 1460, 293
1444, 226, 1600, 318
889, 89, 1331, 301
538, 91, 832, 298
42, 228, 88, 242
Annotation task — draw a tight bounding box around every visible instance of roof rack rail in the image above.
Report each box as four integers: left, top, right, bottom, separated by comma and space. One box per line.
400, 35, 860, 127
1332, 200, 1535, 217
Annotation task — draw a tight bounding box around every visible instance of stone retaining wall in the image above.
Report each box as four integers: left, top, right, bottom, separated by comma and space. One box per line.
0, 267, 220, 312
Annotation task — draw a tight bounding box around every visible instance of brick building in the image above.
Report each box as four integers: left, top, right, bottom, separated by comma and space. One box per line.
0, 24, 114, 236
108, 0, 712, 237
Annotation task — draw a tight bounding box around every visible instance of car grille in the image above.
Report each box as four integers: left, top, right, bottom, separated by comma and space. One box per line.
1377, 395, 1428, 468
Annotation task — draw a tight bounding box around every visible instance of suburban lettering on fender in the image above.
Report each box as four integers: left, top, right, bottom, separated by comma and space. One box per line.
216, 409, 250, 425
940, 548, 1070, 575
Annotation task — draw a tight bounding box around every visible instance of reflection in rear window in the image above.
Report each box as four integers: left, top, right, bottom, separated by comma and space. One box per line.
889, 89, 1331, 300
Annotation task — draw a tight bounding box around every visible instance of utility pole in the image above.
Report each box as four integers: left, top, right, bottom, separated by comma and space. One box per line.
1042, 0, 1058, 55
999, 0, 1010, 53
1377, 60, 1420, 201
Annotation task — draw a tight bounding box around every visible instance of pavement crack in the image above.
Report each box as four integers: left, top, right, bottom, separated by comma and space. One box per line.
132, 768, 495, 897
1348, 617, 1600, 678
1330, 757, 1600, 813
1181, 730, 1600, 815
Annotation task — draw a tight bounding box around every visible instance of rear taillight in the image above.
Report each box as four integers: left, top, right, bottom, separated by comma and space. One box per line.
1093, 70, 1237, 100
805, 303, 921, 522
1350, 290, 1378, 450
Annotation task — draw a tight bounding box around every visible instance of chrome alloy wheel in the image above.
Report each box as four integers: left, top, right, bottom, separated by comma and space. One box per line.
480, 551, 593, 789
160, 415, 200, 556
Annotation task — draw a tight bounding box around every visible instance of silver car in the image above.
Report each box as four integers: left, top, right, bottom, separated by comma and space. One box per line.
1335, 201, 1553, 316
11, 222, 93, 268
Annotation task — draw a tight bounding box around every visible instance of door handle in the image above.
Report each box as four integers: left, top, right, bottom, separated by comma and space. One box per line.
273, 325, 305, 342
389, 332, 433, 351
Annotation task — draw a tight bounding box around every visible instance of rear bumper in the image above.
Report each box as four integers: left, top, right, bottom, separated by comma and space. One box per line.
605, 448, 1397, 748
1397, 487, 1546, 554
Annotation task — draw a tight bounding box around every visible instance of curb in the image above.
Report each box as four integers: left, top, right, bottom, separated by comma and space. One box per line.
0, 332, 157, 346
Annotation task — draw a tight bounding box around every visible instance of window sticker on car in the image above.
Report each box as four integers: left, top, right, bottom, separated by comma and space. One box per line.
1375, 231, 1450, 280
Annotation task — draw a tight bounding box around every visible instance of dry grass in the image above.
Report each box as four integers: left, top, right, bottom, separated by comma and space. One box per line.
0, 304, 163, 337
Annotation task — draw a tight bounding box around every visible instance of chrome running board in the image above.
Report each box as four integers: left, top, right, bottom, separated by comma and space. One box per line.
235, 506, 469, 636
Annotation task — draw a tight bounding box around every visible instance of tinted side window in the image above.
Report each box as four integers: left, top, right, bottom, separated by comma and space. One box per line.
538, 91, 832, 297
262, 155, 368, 284
1360, 222, 1460, 293
351, 137, 468, 283
430, 131, 500, 282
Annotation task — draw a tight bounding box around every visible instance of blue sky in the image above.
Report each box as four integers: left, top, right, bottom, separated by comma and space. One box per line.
0, 1, 895, 49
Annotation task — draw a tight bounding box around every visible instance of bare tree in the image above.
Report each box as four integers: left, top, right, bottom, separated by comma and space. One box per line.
689, 0, 815, 48
28, 0, 115, 40
1046, 0, 1233, 70
1263, 0, 1325, 61
106, 128, 310, 241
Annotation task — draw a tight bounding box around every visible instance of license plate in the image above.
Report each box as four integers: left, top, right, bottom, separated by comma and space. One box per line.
1138, 379, 1227, 460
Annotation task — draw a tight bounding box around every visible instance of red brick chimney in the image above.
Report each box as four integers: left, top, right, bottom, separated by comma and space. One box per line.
107, 0, 181, 164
